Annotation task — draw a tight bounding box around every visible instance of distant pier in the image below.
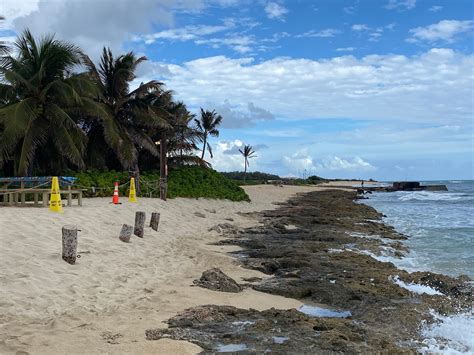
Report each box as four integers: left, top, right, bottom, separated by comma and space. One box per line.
360, 181, 448, 194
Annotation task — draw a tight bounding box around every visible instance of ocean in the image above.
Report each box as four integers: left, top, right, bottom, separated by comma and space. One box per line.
363, 180, 473, 278
362, 180, 473, 354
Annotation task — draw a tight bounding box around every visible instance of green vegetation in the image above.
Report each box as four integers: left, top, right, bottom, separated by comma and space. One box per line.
74, 167, 249, 201
221, 171, 327, 186
307, 175, 326, 183
166, 166, 249, 201
222, 171, 281, 181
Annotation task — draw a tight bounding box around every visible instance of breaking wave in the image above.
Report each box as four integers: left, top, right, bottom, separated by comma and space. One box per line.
397, 191, 467, 202
420, 310, 474, 354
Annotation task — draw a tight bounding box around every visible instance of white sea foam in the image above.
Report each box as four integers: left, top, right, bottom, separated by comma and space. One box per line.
298, 305, 351, 318
398, 191, 465, 202
348, 231, 383, 240
420, 310, 474, 354
216, 343, 248, 352
391, 275, 443, 295
346, 246, 401, 264
347, 231, 398, 244
273, 336, 289, 344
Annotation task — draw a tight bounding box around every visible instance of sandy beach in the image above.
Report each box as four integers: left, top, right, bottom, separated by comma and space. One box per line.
0, 184, 325, 354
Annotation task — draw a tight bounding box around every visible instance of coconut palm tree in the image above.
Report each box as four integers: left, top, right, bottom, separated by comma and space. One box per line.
80, 47, 171, 171
239, 145, 257, 181
0, 29, 96, 175
194, 108, 222, 160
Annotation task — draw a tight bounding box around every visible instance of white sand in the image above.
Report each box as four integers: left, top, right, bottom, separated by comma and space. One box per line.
0, 184, 327, 354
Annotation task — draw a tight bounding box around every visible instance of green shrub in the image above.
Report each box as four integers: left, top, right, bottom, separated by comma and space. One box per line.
73, 167, 249, 201
221, 171, 280, 181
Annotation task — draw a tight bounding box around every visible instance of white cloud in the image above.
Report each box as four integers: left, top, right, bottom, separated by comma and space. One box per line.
428, 5, 443, 12
408, 20, 474, 43
211, 139, 261, 172
351, 24, 370, 31
138, 49, 473, 125
343, 6, 355, 14
0, 0, 39, 26
316, 156, 376, 172
4, 0, 240, 58
208, 100, 274, 128
133, 18, 285, 54
336, 47, 356, 52
297, 29, 341, 38
282, 150, 316, 173
264, 2, 288, 20
195, 35, 255, 53
282, 151, 376, 176
385, 0, 416, 10
351, 23, 391, 42
135, 23, 232, 44
211, 140, 245, 171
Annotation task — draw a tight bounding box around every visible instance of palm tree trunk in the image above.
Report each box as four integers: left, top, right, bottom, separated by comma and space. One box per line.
201, 135, 207, 160
244, 158, 248, 181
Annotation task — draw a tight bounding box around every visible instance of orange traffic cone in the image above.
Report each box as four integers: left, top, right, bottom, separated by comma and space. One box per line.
112, 182, 120, 204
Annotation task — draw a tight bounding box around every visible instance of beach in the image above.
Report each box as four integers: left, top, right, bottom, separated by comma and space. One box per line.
0, 182, 471, 354
0, 184, 323, 354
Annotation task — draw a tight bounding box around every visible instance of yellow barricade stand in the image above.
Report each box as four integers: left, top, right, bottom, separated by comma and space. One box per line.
49, 176, 63, 213
129, 177, 137, 202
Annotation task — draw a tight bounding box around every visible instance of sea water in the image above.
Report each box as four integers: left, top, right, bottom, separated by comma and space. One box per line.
362, 180, 474, 353
363, 180, 473, 278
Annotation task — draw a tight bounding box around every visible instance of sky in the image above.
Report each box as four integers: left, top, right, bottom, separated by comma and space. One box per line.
1, 0, 473, 180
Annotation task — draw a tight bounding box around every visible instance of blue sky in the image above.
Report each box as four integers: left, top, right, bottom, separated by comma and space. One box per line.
2, 0, 473, 180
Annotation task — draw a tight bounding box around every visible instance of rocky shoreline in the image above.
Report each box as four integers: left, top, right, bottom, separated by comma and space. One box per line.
147, 190, 471, 353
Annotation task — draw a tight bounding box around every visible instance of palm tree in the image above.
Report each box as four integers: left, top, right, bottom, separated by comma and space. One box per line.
239, 145, 257, 181
80, 47, 171, 171
0, 29, 95, 175
194, 108, 222, 160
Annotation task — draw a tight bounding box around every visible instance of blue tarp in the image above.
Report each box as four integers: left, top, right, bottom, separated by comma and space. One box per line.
0, 176, 77, 186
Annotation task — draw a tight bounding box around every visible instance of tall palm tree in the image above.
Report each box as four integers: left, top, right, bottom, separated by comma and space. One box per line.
0, 29, 95, 175
80, 47, 171, 171
239, 145, 257, 181
194, 108, 222, 160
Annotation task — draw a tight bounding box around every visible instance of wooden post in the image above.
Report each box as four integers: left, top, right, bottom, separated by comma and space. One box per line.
119, 224, 133, 243
62, 225, 78, 264
67, 185, 72, 206
160, 131, 167, 201
42, 191, 48, 207
20, 182, 25, 206
134, 211, 146, 238
150, 212, 160, 231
